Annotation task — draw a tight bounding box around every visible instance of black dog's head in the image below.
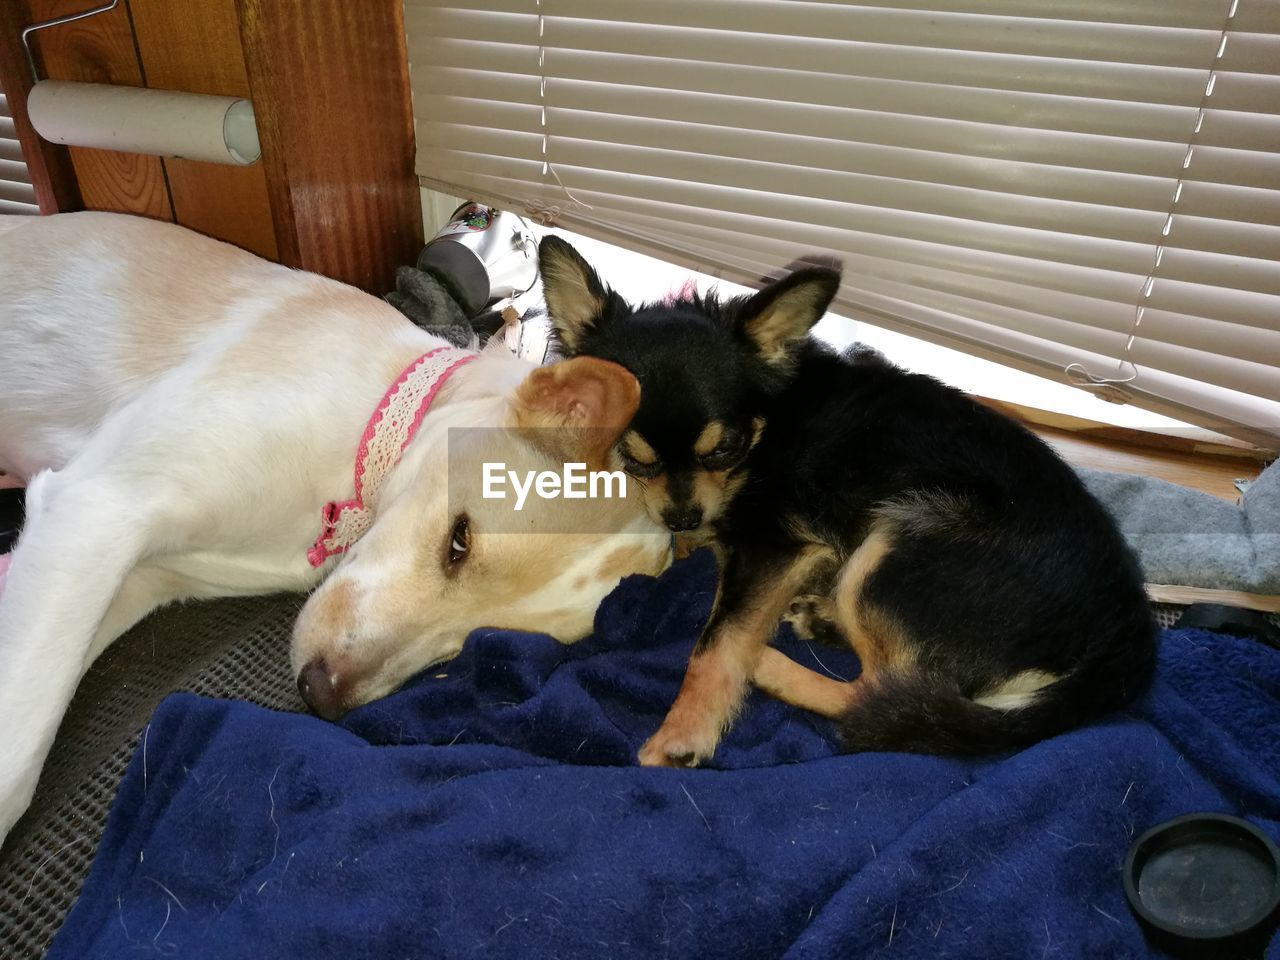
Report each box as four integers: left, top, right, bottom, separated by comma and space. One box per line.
538, 236, 840, 536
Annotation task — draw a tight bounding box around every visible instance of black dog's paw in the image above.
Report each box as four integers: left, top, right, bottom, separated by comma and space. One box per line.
783, 595, 844, 646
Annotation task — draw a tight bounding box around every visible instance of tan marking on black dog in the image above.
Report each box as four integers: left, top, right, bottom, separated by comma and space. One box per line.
638, 546, 830, 767
740, 280, 839, 364
619, 430, 659, 466
691, 469, 736, 526
753, 647, 852, 718
673, 528, 717, 560
876, 490, 976, 539
831, 523, 916, 678
975, 669, 1059, 710
539, 237, 607, 352
781, 593, 837, 641
755, 535, 914, 720
693, 421, 725, 456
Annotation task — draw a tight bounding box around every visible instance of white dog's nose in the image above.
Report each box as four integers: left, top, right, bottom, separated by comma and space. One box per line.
297, 658, 345, 721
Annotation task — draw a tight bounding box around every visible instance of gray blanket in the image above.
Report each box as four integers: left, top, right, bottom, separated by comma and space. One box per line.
1081, 457, 1279, 594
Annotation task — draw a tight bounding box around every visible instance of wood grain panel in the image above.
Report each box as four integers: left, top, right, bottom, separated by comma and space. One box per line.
130, 0, 250, 97
128, 0, 276, 259
26, 0, 171, 220
1145, 584, 1280, 614
978, 396, 1269, 501
237, 0, 423, 292
0, 0, 82, 213
65, 143, 169, 217
977, 396, 1273, 461
1037, 428, 1262, 502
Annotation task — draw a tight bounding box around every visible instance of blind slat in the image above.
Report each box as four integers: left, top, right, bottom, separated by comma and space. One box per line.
419, 116, 1280, 228
412, 0, 1266, 33
422, 127, 1174, 240
0, 181, 35, 205
426, 150, 1280, 283
411, 61, 1215, 144
0, 198, 38, 214
414, 90, 1192, 181
429, 163, 1280, 336
421, 3, 1233, 67
426, 170, 1280, 446
0, 92, 37, 215
412, 71, 1208, 174
410, 0, 1280, 444
585, 203, 1280, 343
605, 206, 1280, 381
410, 29, 1238, 109
415, 77, 1280, 158
0, 158, 32, 186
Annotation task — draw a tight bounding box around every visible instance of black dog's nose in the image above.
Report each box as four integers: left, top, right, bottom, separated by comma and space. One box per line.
662, 505, 703, 532
297, 659, 345, 721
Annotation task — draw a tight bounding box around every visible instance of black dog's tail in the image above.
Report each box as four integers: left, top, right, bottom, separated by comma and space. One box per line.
839, 626, 1157, 756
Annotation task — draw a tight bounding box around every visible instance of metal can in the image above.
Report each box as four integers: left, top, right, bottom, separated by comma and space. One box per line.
418, 202, 538, 317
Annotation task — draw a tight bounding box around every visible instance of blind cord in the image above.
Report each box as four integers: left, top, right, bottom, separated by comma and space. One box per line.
527, 0, 592, 226
1066, 0, 1241, 398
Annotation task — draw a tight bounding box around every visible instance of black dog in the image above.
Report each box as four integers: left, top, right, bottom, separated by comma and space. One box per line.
539, 236, 1156, 766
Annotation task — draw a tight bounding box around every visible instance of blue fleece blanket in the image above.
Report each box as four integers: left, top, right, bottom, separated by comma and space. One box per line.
50, 552, 1280, 959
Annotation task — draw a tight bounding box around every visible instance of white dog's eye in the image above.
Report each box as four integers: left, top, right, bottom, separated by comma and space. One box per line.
447, 514, 470, 568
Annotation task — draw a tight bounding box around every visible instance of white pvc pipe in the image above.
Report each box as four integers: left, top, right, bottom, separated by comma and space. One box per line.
26, 79, 261, 166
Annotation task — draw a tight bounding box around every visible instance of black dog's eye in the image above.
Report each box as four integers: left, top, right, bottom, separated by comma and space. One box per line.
446, 514, 470, 568
619, 448, 663, 479
700, 435, 746, 471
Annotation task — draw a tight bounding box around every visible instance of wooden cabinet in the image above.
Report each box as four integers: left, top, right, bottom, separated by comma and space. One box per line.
0, 0, 422, 293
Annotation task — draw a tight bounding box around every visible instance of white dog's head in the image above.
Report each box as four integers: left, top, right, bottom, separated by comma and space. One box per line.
290, 356, 670, 719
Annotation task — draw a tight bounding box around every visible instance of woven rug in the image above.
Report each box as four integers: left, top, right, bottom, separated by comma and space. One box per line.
0, 592, 306, 958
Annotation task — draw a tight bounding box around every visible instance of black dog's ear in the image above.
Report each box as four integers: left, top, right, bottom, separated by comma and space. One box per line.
539, 236, 609, 353
738, 266, 841, 365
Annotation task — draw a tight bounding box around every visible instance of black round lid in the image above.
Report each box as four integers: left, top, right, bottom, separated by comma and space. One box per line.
1124, 813, 1280, 950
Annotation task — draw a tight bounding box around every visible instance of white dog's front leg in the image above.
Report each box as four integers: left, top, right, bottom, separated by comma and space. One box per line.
0, 474, 151, 845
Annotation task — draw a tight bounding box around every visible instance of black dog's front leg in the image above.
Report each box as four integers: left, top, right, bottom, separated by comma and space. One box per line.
638, 540, 826, 767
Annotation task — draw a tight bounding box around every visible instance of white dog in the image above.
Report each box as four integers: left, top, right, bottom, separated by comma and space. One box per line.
0, 212, 669, 846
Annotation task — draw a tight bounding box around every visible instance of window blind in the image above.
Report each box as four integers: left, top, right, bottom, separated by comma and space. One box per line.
405, 0, 1280, 447
0, 91, 38, 215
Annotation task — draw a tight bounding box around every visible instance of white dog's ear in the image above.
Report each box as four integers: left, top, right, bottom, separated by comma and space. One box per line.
539, 236, 609, 353
509, 356, 640, 468
737, 267, 841, 365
